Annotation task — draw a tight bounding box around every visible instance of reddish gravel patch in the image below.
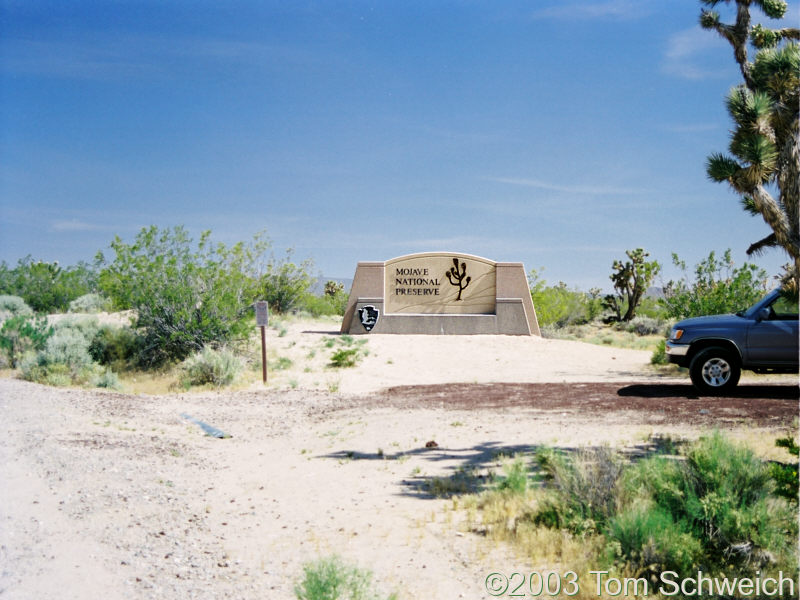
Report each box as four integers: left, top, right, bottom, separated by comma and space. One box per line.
380, 382, 799, 427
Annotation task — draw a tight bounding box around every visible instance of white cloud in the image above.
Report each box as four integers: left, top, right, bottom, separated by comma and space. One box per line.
50, 220, 107, 232
1, 34, 339, 82
531, 0, 652, 20
658, 122, 719, 133
486, 177, 647, 195
662, 26, 731, 80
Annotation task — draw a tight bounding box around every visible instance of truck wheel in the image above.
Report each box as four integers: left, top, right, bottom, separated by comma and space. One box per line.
689, 347, 741, 394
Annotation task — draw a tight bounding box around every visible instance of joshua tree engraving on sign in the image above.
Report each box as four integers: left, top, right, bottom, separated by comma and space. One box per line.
446, 257, 471, 301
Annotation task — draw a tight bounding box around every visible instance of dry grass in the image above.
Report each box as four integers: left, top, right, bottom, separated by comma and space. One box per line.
546, 322, 663, 352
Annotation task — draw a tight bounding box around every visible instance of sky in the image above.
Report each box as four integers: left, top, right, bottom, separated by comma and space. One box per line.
1, 0, 797, 291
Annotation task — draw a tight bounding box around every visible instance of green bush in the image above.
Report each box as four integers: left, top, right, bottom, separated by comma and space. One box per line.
89, 325, 141, 370
181, 347, 243, 387
329, 347, 361, 368
0, 295, 34, 322
0, 257, 97, 313
0, 315, 52, 368
660, 250, 769, 319
616, 432, 796, 575
533, 447, 624, 534
495, 458, 529, 495
52, 315, 101, 339
770, 437, 799, 503
68, 293, 111, 313
606, 502, 702, 576
294, 556, 397, 600
258, 249, 315, 314
42, 328, 94, 374
528, 269, 602, 327
300, 291, 349, 317
650, 339, 668, 365
530, 434, 798, 580
98, 226, 270, 366
91, 367, 122, 390
18, 315, 116, 386
623, 315, 666, 336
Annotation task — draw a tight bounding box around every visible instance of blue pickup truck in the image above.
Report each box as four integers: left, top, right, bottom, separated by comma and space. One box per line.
665, 288, 799, 393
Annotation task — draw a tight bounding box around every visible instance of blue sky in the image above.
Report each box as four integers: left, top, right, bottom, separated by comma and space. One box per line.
1, 0, 796, 291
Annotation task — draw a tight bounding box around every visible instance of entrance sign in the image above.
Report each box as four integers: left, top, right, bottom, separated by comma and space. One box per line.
341, 252, 540, 336
385, 254, 496, 315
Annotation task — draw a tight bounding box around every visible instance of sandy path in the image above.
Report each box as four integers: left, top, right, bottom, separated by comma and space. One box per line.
254, 319, 673, 395
2, 376, 794, 600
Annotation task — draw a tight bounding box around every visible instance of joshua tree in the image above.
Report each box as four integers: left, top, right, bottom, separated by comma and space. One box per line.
700, 0, 799, 289
446, 258, 471, 301
603, 248, 661, 322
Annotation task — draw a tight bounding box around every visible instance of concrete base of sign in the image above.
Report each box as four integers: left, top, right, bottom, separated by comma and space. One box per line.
343, 297, 532, 335
341, 254, 540, 336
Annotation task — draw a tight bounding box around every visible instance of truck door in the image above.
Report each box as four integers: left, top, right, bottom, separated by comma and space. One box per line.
746, 294, 799, 365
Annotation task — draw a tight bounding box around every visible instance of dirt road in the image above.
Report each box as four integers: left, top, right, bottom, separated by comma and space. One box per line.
1, 376, 796, 600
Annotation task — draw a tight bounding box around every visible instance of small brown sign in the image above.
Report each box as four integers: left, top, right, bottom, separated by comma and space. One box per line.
255, 301, 269, 326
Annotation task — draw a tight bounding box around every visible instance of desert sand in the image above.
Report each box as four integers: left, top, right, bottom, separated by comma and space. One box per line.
1, 324, 796, 600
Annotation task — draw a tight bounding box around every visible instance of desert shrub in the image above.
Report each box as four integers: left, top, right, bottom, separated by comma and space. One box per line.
18, 316, 117, 386
98, 226, 272, 366
20, 358, 72, 386
495, 457, 529, 495
537, 324, 563, 339
0, 257, 97, 313
623, 315, 665, 336
0, 315, 52, 367
660, 249, 769, 319
770, 437, 799, 503
329, 348, 361, 368
650, 339, 668, 365
463, 434, 797, 589
181, 346, 242, 387
300, 290, 348, 317
0, 295, 34, 322
20, 346, 102, 387
606, 502, 702, 577
258, 249, 315, 314
528, 268, 602, 327
91, 367, 122, 390
294, 555, 397, 600
270, 355, 293, 371
534, 447, 624, 534
89, 325, 141, 370
41, 328, 94, 374
617, 432, 796, 574
68, 293, 111, 313
52, 315, 101, 339
327, 335, 367, 368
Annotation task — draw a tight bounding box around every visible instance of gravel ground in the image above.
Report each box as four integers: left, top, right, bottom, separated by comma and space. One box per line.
1, 376, 796, 600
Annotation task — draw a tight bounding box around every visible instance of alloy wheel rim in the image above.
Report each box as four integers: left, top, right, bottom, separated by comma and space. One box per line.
702, 357, 731, 387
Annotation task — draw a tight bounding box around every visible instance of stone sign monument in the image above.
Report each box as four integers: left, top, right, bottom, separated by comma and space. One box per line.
341, 252, 540, 335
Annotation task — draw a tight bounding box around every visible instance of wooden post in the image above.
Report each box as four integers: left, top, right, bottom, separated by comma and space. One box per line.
255, 301, 269, 385
260, 325, 267, 384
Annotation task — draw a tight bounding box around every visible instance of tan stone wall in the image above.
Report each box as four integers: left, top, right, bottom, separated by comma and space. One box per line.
341, 253, 540, 335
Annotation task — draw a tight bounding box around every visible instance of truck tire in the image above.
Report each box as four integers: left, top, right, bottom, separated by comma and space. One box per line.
689, 346, 741, 394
